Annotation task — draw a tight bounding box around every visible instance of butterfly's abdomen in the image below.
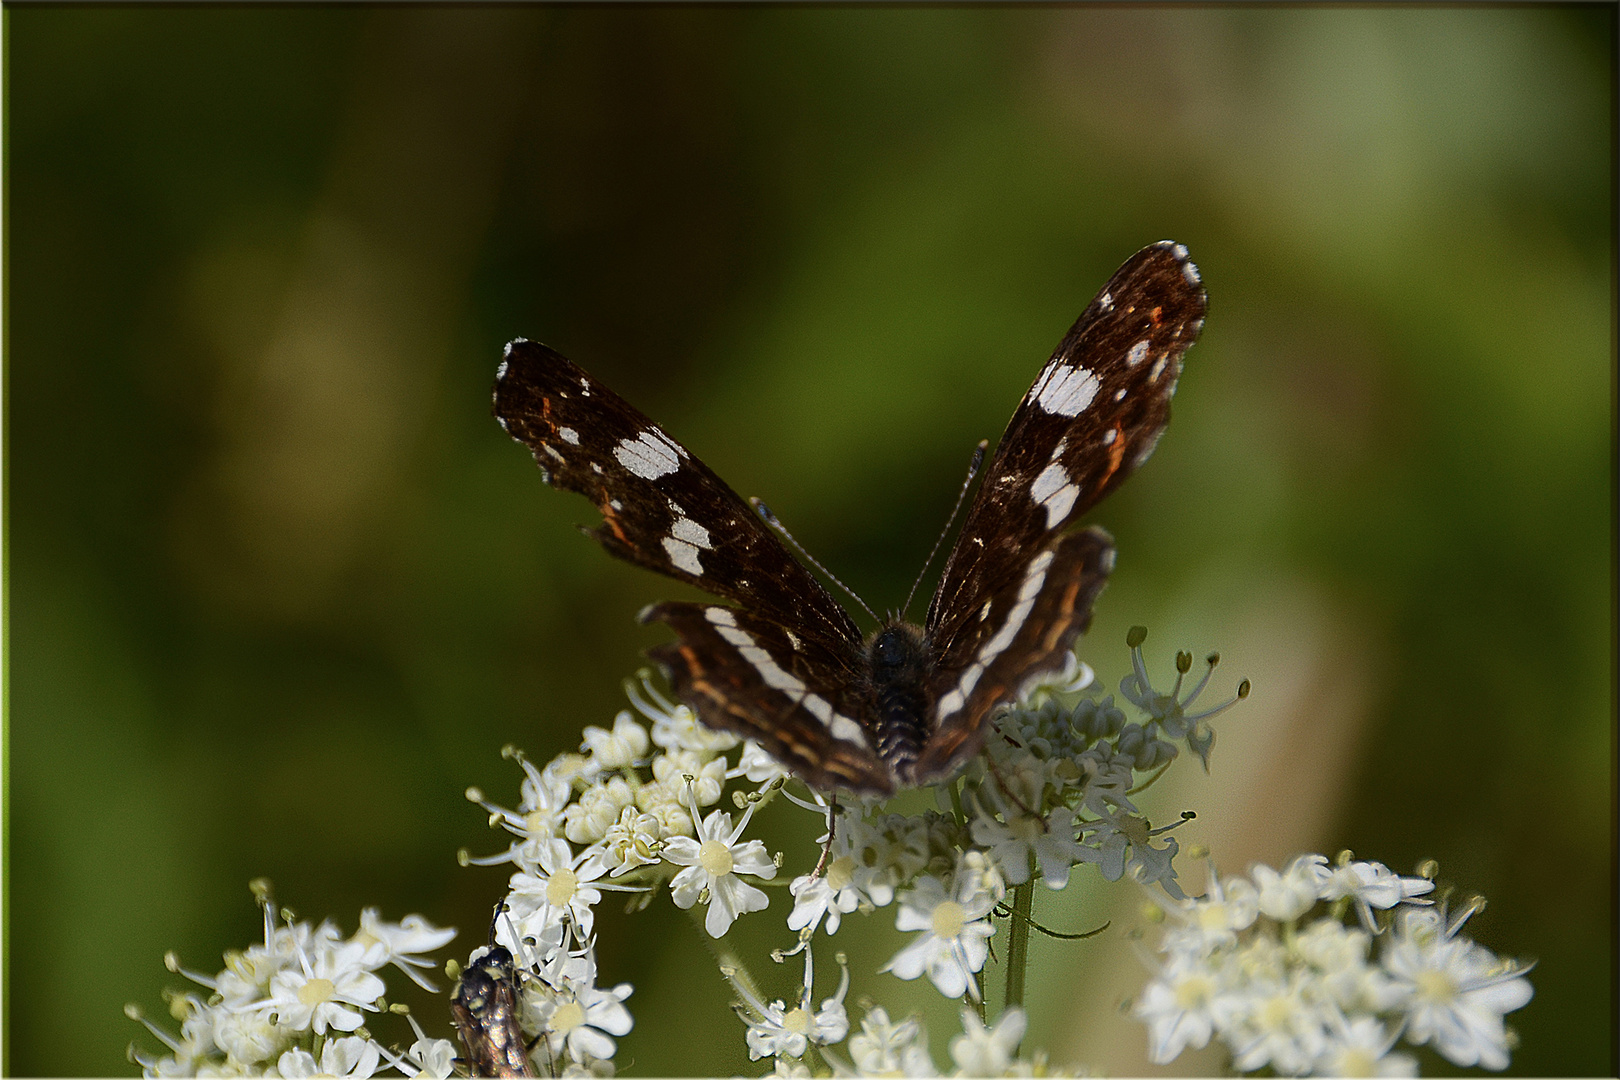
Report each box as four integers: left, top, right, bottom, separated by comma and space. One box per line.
866, 623, 934, 779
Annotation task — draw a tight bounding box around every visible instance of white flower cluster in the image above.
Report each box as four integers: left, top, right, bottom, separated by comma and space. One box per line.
778, 635, 1247, 1009
128, 883, 458, 1077
1133, 854, 1535, 1075
449, 633, 1246, 1075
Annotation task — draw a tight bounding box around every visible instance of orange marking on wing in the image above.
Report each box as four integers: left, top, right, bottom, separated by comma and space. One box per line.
597, 498, 629, 543
1150, 304, 1165, 326
1041, 577, 1084, 652
1093, 425, 1128, 489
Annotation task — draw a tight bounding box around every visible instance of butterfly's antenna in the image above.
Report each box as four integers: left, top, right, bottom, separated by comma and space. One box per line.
901, 438, 989, 621
751, 497, 880, 624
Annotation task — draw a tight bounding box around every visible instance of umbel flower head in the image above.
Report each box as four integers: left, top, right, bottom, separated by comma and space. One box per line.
1132, 854, 1533, 1076
131, 630, 1532, 1078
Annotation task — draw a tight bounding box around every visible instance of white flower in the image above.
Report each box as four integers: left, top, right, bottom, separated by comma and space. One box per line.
1313, 1015, 1417, 1077
734, 948, 850, 1060
211, 1008, 283, 1066
353, 909, 457, 991
630, 673, 739, 755
881, 855, 1002, 1000
261, 939, 384, 1035
949, 1006, 1027, 1076
653, 749, 728, 807
1132, 952, 1224, 1064
971, 804, 1082, 889
1158, 865, 1258, 956
787, 864, 861, 936
508, 838, 608, 941
562, 776, 637, 845
845, 1006, 937, 1077
1117, 634, 1246, 768
1253, 855, 1330, 922
581, 710, 651, 769
1322, 859, 1434, 933
1224, 970, 1329, 1075
276, 1036, 382, 1077
737, 739, 791, 784
597, 805, 668, 876
1380, 907, 1533, 1070
664, 800, 777, 937
400, 1035, 459, 1078
523, 950, 635, 1066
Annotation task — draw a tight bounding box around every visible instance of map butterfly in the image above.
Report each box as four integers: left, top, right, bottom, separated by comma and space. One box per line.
493, 241, 1206, 795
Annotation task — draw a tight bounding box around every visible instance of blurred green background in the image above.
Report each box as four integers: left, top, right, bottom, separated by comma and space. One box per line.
5, 7, 1613, 1076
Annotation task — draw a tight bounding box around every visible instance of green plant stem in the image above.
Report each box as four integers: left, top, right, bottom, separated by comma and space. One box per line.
1004, 880, 1034, 1011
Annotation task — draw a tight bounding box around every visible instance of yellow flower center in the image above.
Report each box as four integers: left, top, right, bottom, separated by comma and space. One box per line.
1336, 1048, 1377, 1077
297, 978, 335, 1007
700, 839, 734, 877
1173, 973, 1213, 1009
784, 1007, 811, 1034
931, 900, 968, 939
551, 1001, 585, 1034
826, 855, 855, 891
547, 868, 578, 907
1415, 969, 1456, 1003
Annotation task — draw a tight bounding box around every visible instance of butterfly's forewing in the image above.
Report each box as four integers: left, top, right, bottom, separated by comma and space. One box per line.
494, 340, 861, 655
640, 600, 893, 794
926, 242, 1206, 649
913, 527, 1114, 783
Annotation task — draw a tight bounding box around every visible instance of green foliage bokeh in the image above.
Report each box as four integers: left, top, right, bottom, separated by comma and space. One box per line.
5, 7, 1612, 1076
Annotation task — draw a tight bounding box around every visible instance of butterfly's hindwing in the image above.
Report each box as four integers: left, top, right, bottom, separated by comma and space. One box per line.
927, 241, 1205, 647
640, 601, 890, 793
494, 340, 861, 653
914, 527, 1115, 782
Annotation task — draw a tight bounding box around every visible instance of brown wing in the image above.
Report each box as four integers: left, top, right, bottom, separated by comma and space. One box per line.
913, 528, 1115, 784
640, 600, 893, 795
494, 339, 862, 655
927, 242, 1204, 648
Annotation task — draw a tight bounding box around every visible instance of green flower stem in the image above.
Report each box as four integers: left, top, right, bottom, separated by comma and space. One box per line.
1004, 880, 1034, 1011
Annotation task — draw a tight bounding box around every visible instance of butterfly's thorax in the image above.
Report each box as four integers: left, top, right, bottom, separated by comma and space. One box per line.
864, 622, 934, 778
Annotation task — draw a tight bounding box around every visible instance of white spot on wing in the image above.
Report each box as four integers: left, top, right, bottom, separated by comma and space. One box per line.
702, 606, 815, 700
1030, 462, 1080, 530
1126, 341, 1150, 367
544, 444, 564, 463
828, 712, 868, 747
671, 516, 712, 549
496, 359, 509, 379
1099, 291, 1113, 311
1034, 365, 1101, 416
937, 550, 1056, 720
558, 427, 580, 445
1149, 356, 1168, 382
663, 537, 704, 575
1113, 388, 1128, 402
614, 429, 682, 479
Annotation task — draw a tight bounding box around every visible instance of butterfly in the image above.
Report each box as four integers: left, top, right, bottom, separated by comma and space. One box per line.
493, 241, 1205, 796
